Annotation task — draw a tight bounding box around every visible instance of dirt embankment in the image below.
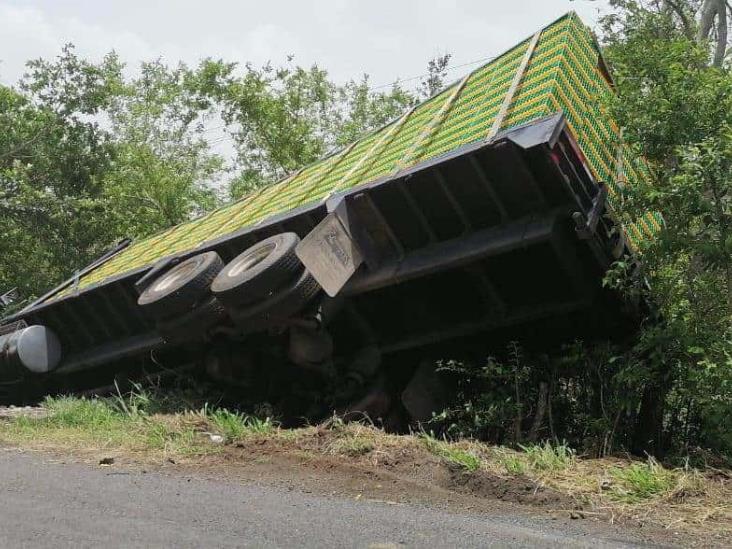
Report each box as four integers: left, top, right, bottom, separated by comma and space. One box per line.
209, 432, 574, 510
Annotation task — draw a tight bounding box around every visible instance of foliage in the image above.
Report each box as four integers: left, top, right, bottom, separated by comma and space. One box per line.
208, 409, 275, 442
432, 345, 531, 445
432, 342, 637, 455
0, 75, 117, 300
418, 54, 453, 99
194, 58, 419, 197
598, 0, 732, 456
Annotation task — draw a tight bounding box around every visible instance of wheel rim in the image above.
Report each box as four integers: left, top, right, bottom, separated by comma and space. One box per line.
152, 257, 203, 293
227, 242, 276, 278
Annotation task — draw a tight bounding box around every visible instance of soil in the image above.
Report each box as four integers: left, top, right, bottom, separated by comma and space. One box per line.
185, 432, 577, 513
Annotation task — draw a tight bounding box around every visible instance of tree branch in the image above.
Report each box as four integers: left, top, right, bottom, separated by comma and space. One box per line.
663, 0, 695, 40
0, 128, 48, 163
714, 1, 728, 66
697, 0, 728, 67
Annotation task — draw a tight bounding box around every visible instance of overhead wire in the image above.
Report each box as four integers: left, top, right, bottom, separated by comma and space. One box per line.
368, 53, 498, 91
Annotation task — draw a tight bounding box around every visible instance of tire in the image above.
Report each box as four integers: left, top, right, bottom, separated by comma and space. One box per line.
138, 251, 224, 320
229, 268, 321, 334
211, 233, 302, 307
156, 295, 227, 343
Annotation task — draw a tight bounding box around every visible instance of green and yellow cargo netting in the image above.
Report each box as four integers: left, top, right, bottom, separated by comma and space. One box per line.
72, 11, 661, 294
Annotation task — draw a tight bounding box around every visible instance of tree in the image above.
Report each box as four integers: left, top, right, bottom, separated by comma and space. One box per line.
190, 58, 417, 198
647, 0, 732, 66
189, 54, 453, 198
418, 54, 453, 98
0, 76, 116, 301
101, 59, 223, 237
697, 0, 728, 66
1, 47, 226, 302
600, 0, 732, 455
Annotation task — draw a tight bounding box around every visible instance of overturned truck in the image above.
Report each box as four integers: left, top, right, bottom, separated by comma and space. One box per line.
0, 13, 659, 421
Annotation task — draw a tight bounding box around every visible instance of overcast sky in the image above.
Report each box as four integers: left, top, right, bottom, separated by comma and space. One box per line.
0, 0, 611, 89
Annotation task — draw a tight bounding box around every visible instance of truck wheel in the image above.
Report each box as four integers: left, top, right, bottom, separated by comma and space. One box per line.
156, 295, 227, 343
211, 233, 302, 307
138, 251, 223, 320
229, 269, 321, 333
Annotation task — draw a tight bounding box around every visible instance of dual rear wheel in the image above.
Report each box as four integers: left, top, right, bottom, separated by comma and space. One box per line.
136, 233, 320, 339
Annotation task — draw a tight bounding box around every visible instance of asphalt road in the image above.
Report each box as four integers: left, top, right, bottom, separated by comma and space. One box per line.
0, 449, 656, 549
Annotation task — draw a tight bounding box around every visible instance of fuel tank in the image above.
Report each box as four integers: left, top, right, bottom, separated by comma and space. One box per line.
0, 325, 62, 375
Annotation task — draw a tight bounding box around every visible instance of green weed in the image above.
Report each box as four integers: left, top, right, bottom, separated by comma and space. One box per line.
112, 381, 154, 418
208, 409, 275, 442
420, 433, 481, 472
44, 396, 122, 428
500, 454, 527, 475
611, 458, 675, 502
519, 441, 576, 472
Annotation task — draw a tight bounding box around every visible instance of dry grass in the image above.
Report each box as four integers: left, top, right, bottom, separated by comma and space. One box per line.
315, 425, 732, 535
0, 396, 730, 537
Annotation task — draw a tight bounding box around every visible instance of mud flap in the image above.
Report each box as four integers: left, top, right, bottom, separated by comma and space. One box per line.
296, 206, 364, 297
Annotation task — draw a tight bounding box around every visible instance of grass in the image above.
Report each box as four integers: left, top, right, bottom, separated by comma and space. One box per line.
611, 458, 675, 502
420, 433, 482, 471
500, 454, 528, 475
208, 409, 276, 442
326, 434, 375, 457
490, 442, 574, 475
519, 441, 576, 472
46, 396, 122, 428
1, 393, 276, 457
0, 394, 729, 537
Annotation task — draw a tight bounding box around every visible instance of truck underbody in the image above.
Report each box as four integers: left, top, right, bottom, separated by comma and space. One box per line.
0, 114, 638, 422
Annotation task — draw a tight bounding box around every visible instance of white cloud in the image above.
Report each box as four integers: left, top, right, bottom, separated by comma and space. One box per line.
0, 0, 611, 88
0, 3, 177, 84
242, 23, 302, 65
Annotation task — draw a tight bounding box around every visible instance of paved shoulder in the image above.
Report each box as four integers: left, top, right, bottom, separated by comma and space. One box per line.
0, 449, 652, 548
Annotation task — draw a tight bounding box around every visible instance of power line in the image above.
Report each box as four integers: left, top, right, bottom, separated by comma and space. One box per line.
368, 53, 498, 91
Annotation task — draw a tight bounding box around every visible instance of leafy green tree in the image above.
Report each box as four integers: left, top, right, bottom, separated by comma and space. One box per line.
0, 77, 115, 301
101, 59, 223, 237
418, 54, 453, 98
192, 55, 448, 198
599, 0, 732, 455
1, 47, 226, 302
